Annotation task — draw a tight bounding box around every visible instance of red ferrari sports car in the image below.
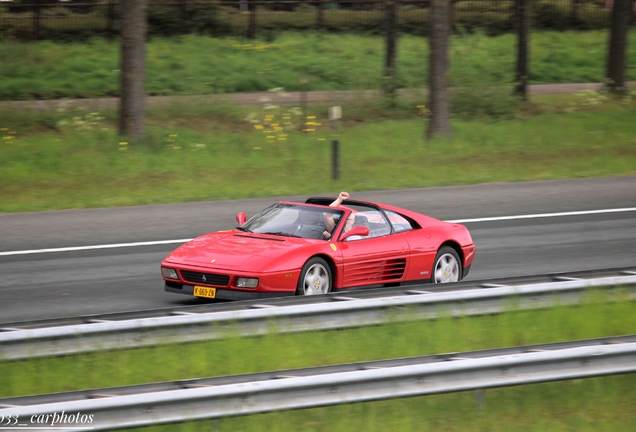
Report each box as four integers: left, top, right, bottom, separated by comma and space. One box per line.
161, 197, 475, 300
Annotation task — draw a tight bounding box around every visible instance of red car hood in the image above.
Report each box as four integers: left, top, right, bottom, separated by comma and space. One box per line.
164, 231, 316, 269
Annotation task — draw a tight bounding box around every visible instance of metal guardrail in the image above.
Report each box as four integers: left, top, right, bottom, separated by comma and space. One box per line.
3, 267, 635, 329
1, 335, 635, 431
1, 271, 635, 360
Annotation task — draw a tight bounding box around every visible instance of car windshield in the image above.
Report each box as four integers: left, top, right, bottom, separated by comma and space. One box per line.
242, 204, 344, 240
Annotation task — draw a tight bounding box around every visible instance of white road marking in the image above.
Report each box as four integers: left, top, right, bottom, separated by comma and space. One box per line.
447, 207, 636, 224
0, 239, 193, 256
1, 207, 635, 257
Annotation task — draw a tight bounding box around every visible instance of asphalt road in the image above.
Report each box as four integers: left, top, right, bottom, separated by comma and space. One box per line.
0, 175, 635, 323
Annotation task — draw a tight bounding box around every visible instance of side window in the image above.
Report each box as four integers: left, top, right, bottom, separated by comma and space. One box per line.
385, 210, 414, 233
363, 211, 391, 238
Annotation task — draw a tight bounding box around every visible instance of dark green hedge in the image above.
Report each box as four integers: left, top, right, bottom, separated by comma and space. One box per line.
0, 1, 618, 41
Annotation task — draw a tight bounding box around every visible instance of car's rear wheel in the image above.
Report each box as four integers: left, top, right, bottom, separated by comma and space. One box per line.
297, 257, 332, 295
432, 246, 462, 283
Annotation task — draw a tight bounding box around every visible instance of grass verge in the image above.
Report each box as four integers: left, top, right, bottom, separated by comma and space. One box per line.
1, 30, 635, 100
1, 92, 635, 213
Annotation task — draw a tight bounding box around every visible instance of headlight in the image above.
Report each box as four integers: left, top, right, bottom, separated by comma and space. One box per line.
161, 267, 179, 280
235, 277, 259, 288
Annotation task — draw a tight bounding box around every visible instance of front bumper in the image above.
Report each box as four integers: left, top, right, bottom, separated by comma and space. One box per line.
164, 282, 295, 301
461, 244, 476, 270
462, 264, 472, 279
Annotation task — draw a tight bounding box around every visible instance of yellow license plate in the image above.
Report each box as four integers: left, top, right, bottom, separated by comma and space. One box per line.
194, 286, 216, 299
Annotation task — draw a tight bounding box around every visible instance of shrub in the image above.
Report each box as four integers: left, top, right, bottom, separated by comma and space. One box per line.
0, 1, 618, 42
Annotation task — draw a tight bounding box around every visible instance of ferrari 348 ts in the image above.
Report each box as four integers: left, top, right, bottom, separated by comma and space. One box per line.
161, 197, 475, 300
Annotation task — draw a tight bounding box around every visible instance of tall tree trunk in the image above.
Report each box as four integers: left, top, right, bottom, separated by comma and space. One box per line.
119, 0, 147, 143
427, 0, 451, 140
606, 0, 631, 93
383, 0, 398, 105
514, 0, 529, 100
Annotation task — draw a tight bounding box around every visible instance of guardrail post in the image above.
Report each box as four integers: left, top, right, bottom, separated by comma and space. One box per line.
475, 388, 485, 409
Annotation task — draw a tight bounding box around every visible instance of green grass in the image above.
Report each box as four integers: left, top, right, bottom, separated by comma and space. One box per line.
1, 290, 635, 431
1, 93, 635, 213
0, 30, 635, 100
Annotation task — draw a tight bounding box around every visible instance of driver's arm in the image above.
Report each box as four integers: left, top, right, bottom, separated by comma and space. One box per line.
323, 192, 349, 236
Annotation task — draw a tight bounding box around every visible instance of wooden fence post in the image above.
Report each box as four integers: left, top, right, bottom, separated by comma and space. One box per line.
180, 0, 188, 34
509, 0, 516, 31
247, 0, 257, 39
32, 0, 41, 39
317, 0, 325, 30
107, 0, 116, 40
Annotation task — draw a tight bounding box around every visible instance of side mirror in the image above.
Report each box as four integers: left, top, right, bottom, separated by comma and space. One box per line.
236, 212, 247, 225
340, 226, 369, 241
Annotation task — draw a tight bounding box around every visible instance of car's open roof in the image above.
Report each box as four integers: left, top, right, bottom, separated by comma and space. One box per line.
304, 197, 382, 210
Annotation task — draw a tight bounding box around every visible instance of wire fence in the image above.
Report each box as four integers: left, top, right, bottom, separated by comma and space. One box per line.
0, 0, 634, 40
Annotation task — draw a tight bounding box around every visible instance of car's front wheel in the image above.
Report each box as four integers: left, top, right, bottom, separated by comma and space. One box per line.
432, 246, 462, 283
297, 257, 332, 295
